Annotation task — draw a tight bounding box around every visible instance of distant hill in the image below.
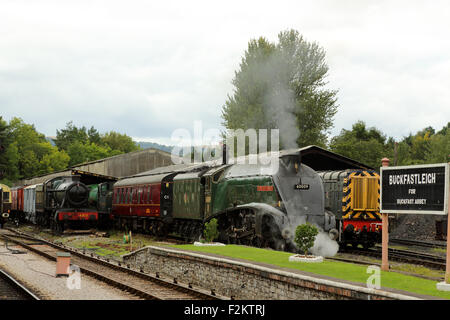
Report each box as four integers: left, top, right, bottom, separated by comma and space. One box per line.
136, 141, 174, 153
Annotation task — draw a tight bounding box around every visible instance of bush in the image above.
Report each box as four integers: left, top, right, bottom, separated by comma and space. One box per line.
294, 223, 319, 256
203, 218, 219, 243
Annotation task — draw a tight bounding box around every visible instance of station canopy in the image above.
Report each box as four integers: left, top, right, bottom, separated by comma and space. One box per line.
130, 145, 374, 179
280, 145, 374, 171
70, 169, 118, 185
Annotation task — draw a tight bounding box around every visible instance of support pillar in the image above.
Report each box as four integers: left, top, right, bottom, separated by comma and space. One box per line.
437, 162, 450, 291
381, 157, 390, 272
445, 177, 450, 283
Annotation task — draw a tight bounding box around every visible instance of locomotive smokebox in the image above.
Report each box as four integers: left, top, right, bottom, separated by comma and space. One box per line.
49, 176, 89, 208
66, 183, 89, 207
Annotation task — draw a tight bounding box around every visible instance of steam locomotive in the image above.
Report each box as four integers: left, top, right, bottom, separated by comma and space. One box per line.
10, 175, 98, 232
89, 153, 338, 251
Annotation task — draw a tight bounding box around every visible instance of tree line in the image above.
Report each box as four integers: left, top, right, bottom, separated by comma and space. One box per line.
0, 118, 139, 185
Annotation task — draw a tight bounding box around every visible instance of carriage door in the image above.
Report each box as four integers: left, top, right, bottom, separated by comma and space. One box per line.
203, 176, 212, 219
160, 173, 176, 222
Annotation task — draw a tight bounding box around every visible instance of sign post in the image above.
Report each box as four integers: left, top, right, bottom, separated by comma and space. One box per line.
381, 158, 390, 272
446, 187, 450, 284
379, 162, 449, 290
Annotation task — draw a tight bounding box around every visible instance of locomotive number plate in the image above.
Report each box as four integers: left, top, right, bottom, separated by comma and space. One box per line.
294, 184, 310, 190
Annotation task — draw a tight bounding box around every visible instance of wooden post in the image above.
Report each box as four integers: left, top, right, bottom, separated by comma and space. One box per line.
381, 157, 390, 271
130, 231, 132, 252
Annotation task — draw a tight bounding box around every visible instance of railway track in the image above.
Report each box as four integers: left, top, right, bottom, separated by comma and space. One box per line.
0, 268, 40, 300
390, 238, 447, 249
0, 229, 227, 300
350, 247, 446, 270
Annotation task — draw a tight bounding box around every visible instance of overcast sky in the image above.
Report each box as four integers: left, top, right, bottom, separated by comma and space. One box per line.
1, 0, 449, 146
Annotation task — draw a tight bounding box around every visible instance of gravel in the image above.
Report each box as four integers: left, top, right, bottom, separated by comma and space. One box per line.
0, 240, 140, 300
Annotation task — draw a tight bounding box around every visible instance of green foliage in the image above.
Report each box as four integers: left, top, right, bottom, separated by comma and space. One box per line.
100, 131, 140, 154
55, 121, 89, 151
203, 218, 219, 243
222, 29, 338, 149
0, 117, 10, 180
67, 141, 117, 166
0, 118, 140, 181
54, 122, 138, 166
330, 121, 450, 168
2, 118, 70, 180
294, 223, 319, 256
329, 121, 390, 169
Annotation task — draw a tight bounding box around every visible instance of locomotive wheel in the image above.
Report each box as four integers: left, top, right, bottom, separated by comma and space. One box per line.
252, 236, 263, 248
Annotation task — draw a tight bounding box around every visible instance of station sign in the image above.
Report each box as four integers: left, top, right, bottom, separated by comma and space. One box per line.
380, 163, 449, 215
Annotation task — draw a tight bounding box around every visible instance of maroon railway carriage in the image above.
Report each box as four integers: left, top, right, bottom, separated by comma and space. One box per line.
112, 172, 176, 235
10, 186, 25, 221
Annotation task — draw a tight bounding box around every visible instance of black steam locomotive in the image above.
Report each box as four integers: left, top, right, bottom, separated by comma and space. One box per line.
35, 175, 98, 232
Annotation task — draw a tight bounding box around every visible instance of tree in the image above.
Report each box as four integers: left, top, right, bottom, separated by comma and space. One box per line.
294, 223, 318, 256
67, 141, 120, 166
329, 121, 391, 169
54, 121, 88, 151
100, 131, 140, 154
222, 29, 338, 149
87, 126, 101, 145
203, 218, 219, 243
4, 118, 70, 179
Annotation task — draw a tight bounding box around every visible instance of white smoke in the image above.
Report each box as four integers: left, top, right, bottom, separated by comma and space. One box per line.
264, 82, 300, 149
310, 232, 339, 258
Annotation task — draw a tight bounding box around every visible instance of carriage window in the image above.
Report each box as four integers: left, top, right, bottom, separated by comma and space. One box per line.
138, 187, 143, 204
142, 186, 147, 204
101, 183, 107, 195
3, 192, 9, 202
151, 186, 159, 204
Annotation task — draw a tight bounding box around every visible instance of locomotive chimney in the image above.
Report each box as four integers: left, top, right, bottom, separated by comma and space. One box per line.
222, 143, 227, 165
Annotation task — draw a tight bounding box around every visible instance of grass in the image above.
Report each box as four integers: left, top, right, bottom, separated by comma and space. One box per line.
171, 244, 450, 300
57, 230, 158, 260
432, 247, 447, 254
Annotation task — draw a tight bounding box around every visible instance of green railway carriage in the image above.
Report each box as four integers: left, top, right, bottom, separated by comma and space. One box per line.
173, 171, 205, 220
